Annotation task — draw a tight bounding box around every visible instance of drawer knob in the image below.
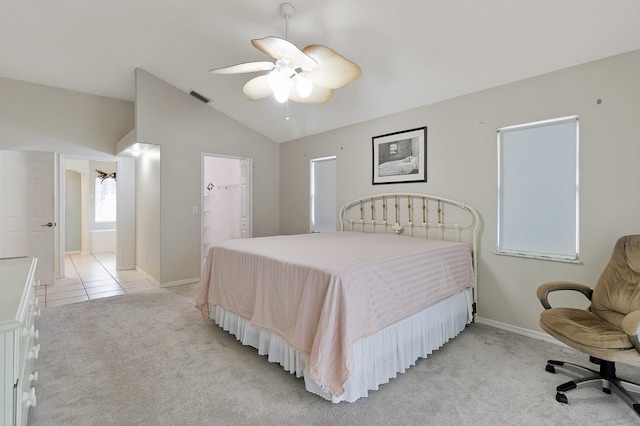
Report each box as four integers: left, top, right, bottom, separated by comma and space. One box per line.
23, 325, 38, 338
27, 344, 40, 360
23, 387, 37, 408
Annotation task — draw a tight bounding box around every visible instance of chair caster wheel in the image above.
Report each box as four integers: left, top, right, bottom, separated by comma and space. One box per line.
556, 392, 568, 404
545, 364, 556, 374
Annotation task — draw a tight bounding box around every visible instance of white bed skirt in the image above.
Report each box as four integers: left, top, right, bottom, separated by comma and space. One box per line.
210, 288, 473, 403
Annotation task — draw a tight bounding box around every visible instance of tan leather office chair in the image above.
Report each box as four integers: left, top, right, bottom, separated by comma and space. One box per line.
537, 235, 640, 417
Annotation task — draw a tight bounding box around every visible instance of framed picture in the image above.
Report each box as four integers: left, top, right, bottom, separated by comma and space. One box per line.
372, 127, 427, 185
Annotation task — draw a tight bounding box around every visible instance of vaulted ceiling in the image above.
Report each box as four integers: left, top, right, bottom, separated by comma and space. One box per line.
2, 0, 639, 143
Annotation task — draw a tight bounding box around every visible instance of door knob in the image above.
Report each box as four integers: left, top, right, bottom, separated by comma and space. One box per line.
41, 222, 55, 227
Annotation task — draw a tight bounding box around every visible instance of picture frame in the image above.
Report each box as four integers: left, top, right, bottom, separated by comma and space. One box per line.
372, 127, 427, 184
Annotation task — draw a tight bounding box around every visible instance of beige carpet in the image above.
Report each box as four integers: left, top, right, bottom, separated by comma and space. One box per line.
28, 284, 640, 425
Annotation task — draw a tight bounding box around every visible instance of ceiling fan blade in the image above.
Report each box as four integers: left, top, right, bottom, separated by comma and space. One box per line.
302, 45, 361, 89
288, 81, 333, 104
209, 61, 274, 74
242, 75, 272, 101
252, 37, 317, 70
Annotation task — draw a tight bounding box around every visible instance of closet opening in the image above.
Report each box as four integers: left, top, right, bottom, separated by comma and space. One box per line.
201, 154, 252, 266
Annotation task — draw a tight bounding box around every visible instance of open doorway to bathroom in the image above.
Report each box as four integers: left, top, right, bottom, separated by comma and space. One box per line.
64, 159, 118, 256
48, 154, 151, 307
201, 154, 252, 267
58, 154, 135, 278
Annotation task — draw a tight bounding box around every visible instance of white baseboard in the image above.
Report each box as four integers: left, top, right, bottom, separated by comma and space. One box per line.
476, 316, 640, 368
476, 316, 568, 348
134, 266, 160, 287
158, 278, 200, 288
133, 266, 199, 288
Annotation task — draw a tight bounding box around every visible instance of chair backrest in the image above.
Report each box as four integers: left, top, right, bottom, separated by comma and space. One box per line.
592, 235, 640, 328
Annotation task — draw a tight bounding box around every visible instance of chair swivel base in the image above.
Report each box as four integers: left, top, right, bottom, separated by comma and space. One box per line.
545, 358, 640, 417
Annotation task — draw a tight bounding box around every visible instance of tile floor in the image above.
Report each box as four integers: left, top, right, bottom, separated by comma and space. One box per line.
36, 252, 157, 307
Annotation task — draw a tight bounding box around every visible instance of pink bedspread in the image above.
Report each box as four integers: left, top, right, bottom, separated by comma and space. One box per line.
196, 231, 475, 396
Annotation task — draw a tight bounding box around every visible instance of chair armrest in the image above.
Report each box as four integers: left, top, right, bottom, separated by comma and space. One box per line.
537, 281, 593, 310
622, 310, 640, 353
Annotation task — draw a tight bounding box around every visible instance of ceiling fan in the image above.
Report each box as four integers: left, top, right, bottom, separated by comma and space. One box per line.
209, 2, 361, 105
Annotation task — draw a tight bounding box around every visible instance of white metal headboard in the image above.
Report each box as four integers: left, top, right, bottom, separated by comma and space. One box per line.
340, 193, 481, 309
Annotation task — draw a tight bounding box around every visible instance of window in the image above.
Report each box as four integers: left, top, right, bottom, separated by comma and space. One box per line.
389, 142, 398, 155
95, 176, 117, 223
497, 116, 579, 262
310, 156, 336, 232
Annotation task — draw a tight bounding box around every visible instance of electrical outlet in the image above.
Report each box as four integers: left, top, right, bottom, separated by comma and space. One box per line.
192, 206, 198, 214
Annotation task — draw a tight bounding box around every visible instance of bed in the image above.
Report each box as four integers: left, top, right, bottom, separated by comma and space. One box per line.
196, 193, 480, 402
377, 156, 419, 176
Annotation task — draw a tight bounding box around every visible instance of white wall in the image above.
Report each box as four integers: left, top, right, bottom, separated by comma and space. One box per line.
0, 72, 278, 286
65, 158, 90, 254
134, 69, 280, 285
0, 76, 135, 273
116, 156, 136, 270
135, 145, 161, 282
89, 229, 116, 253
279, 49, 640, 334
0, 77, 134, 156
64, 169, 82, 252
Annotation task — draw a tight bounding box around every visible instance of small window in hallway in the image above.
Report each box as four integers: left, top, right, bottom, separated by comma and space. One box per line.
95, 176, 117, 223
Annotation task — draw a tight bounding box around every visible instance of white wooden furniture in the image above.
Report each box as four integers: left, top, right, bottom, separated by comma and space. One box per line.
1, 257, 40, 426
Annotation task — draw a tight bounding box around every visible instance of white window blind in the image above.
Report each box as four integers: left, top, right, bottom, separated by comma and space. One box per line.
310, 156, 337, 233
497, 116, 579, 262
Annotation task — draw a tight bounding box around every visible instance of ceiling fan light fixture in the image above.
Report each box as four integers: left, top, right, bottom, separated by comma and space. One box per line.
274, 87, 290, 103
268, 70, 292, 103
209, 2, 360, 107
295, 75, 312, 98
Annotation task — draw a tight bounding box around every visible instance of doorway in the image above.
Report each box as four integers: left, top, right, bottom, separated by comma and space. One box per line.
58, 154, 135, 277
201, 154, 252, 265
60, 158, 117, 254
0, 150, 135, 284
63, 159, 117, 256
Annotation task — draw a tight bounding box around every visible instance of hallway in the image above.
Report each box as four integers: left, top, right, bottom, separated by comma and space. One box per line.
37, 253, 157, 307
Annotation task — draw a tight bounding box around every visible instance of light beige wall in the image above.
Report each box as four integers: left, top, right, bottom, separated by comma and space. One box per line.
135, 69, 280, 285
64, 169, 82, 252
0, 76, 136, 273
280, 49, 640, 333
135, 146, 161, 282
0, 77, 134, 155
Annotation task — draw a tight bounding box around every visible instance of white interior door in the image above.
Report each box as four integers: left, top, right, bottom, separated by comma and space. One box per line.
0, 150, 56, 284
